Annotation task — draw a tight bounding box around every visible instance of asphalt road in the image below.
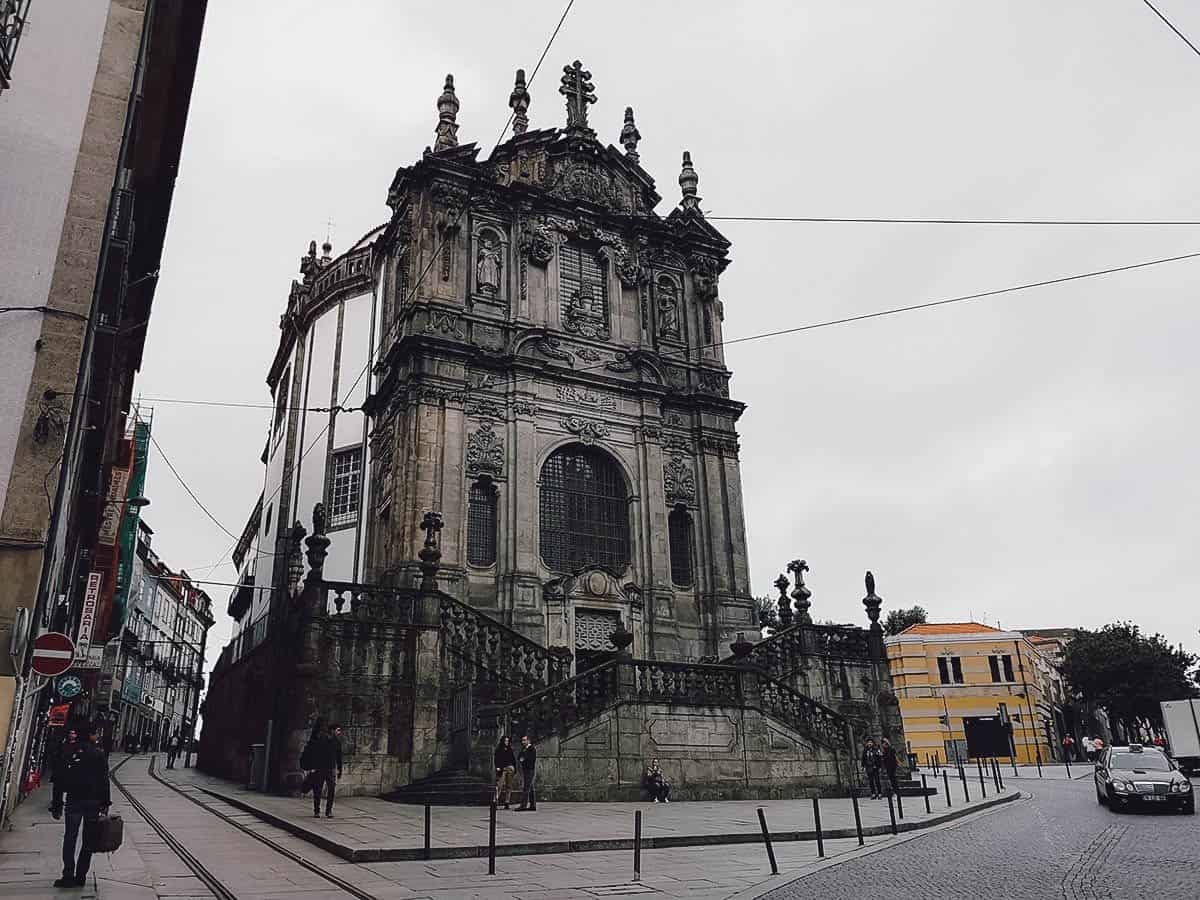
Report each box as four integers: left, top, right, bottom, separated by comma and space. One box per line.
764, 774, 1199, 899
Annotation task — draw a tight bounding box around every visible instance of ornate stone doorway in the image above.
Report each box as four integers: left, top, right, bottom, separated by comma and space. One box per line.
574, 608, 620, 672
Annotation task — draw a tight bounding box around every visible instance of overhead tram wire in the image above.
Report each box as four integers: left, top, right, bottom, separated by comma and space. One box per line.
189, 0, 579, 581
177, 246, 1200, 579
146, 430, 241, 542
1140, 0, 1200, 60
707, 215, 1200, 225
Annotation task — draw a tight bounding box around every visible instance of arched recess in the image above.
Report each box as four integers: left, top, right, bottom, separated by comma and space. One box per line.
537, 443, 631, 576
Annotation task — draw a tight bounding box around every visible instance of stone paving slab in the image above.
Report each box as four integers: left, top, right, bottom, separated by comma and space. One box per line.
160, 764, 1019, 862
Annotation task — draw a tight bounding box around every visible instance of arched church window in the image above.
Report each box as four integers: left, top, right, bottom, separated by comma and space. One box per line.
467, 478, 498, 566
668, 505, 694, 586
539, 445, 629, 573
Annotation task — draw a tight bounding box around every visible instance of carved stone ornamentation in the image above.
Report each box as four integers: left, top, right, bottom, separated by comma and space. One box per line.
535, 336, 575, 366
575, 346, 602, 362
466, 421, 504, 475
563, 283, 609, 339
619, 106, 641, 163
605, 351, 636, 373
664, 455, 696, 504
433, 74, 459, 152
697, 371, 729, 397
511, 399, 538, 416
561, 415, 611, 444
509, 68, 531, 136
559, 59, 596, 133
614, 244, 641, 288
465, 398, 505, 419
476, 236, 502, 294
657, 279, 680, 338
521, 220, 555, 267
556, 384, 616, 410
787, 559, 813, 625
424, 311, 465, 339
690, 254, 720, 302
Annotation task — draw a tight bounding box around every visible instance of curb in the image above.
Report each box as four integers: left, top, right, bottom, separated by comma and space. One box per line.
196, 786, 1021, 863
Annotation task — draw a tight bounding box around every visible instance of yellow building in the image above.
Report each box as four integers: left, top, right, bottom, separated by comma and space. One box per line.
885, 623, 1065, 765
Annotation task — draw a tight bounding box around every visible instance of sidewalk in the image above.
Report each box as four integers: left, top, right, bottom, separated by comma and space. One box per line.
161, 764, 1019, 863
913, 762, 1094, 782
0, 760, 209, 899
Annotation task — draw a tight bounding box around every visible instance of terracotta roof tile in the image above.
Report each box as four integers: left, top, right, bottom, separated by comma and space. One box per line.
900, 622, 1001, 635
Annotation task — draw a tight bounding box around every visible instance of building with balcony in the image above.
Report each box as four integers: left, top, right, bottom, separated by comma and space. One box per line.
886, 622, 1066, 765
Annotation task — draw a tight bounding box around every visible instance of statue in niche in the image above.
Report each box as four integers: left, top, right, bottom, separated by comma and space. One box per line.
657, 279, 680, 338
476, 235, 502, 294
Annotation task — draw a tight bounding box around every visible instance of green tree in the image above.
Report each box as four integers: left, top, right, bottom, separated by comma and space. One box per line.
1060, 623, 1198, 735
884, 605, 928, 636
754, 595, 780, 635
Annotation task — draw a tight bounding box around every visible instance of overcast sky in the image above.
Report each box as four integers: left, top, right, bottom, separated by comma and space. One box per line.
135, 0, 1200, 680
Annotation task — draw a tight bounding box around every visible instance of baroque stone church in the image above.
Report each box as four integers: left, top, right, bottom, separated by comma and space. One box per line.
200, 61, 905, 802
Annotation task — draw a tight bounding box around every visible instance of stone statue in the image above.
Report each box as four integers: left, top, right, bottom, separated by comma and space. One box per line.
476, 237, 501, 294
559, 60, 596, 132
657, 280, 679, 337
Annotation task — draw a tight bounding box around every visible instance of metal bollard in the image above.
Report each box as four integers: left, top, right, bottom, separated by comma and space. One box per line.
1064, 754, 1071, 780
488, 803, 497, 875
995, 758, 1004, 791
1011, 754, 1019, 778
943, 769, 951, 807
978, 759, 987, 797
756, 807, 779, 875
424, 804, 431, 861
960, 765, 970, 803
895, 785, 904, 820
851, 792, 864, 846
633, 810, 642, 882
885, 792, 898, 835
921, 775, 932, 814
1035, 749, 1044, 779
812, 797, 825, 858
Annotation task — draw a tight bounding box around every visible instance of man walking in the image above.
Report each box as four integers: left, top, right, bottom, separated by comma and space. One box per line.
165, 730, 182, 769
50, 722, 110, 888
881, 737, 900, 797
516, 735, 537, 812
861, 738, 883, 799
310, 723, 343, 818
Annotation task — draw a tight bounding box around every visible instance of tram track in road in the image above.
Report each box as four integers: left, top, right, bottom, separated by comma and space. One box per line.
144, 755, 379, 900
108, 754, 237, 900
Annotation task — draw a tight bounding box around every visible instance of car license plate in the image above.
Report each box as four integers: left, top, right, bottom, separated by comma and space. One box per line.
1143, 795, 1164, 802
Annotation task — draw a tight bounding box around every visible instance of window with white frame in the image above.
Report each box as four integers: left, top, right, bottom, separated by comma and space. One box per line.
328, 448, 362, 528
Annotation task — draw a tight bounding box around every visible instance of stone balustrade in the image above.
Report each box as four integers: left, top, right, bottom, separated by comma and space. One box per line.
754, 672, 851, 749
632, 659, 741, 706
505, 659, 620, 741
439, 594, 570, 689
723, 623, 871, 679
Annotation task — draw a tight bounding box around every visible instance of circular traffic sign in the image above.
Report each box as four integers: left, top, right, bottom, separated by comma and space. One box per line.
31, 632, 75, 678
56, 674, 82, 699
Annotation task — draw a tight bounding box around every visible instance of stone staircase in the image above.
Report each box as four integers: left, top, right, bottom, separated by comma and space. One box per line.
384, 768, 496, 806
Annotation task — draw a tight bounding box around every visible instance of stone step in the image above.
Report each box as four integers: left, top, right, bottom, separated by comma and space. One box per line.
384, 768, 497, 806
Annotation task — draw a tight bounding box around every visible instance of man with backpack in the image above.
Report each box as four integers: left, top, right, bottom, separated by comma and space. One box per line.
861, 737, 884, 800
50, 722, 110, 888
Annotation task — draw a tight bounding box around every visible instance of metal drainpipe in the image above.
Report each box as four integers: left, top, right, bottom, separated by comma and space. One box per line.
1014, 639, 1039, 766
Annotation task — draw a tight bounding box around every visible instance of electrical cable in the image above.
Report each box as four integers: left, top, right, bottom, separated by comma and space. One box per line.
146, 430, 240, 542
706, 215, 1200, 226
1140, 0, 1200, 60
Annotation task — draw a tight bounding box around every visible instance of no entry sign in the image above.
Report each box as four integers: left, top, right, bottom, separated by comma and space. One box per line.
31, 632, 76, 678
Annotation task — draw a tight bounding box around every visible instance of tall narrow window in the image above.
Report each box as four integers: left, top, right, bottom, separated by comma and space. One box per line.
950, 656, 964, 684
1002, 654, 1015, 682
989, 655, 1002, 683
273, 368, 290, 437
328, 449, 362, 528
467, 479, 498, 566
937, 657, 951, 685
668, 506, 693, 586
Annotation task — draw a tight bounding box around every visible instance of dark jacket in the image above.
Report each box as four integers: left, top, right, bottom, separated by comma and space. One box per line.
52, 741, 110, 811
494, 744, 517, 770
881, 745, 898, 773
518, 744, 536, 773
308, 734, 343, 773
861, 746, 883, 772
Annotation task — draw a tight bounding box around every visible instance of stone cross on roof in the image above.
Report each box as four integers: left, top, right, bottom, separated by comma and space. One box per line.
559, 60, 596, 133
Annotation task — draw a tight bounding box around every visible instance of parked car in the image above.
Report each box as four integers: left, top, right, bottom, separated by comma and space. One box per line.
1095, 744, 1194, 814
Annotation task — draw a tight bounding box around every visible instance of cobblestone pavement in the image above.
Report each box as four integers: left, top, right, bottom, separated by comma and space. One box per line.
762, 775, 1199, 899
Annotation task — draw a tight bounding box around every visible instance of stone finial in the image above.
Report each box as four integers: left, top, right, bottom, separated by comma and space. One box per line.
774, 572, 793, 628
304, 504, 330, 584
863, 570, 882, 627
312, 502, 326, 536
320, 240, 332, 262
418, 511, 444, 591
730, 631, 755, 663
609, 619, 634, 656
509, 68, 530, 135
619, 106, 641, 163
434, 74, 460, 152
787, 559, 812, 625
679, 151, 701, 212
559, 60, 596, 133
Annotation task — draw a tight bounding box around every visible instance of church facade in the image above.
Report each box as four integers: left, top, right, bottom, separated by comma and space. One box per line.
201, 61, 905, 803
363, 63, 752, 667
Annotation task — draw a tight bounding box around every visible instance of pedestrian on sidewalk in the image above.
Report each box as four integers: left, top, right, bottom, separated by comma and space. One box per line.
494, 735, 517, 810
861, 737, 884, 799
307, 723, 343, 818
516, 735, 537, 811
1062, 734, 1075, 761
165, 730, 183, 769
881, 737, 900, 797
1082, 735, 1095, 762
49, 722, 111, 889
643, 758, 671, 803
